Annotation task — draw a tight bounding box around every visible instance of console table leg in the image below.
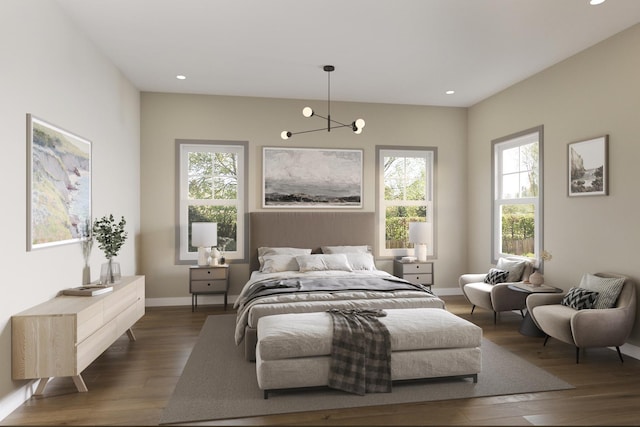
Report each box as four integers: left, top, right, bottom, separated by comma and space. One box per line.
34, 377, 50, 395
126, 328, 136, 341
72, 375, 88, 393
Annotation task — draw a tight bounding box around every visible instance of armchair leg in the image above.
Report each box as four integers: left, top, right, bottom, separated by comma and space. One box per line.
576, 347, 580, 364
519, 309, 524, 318
470, 305, 476, 315
616, 346, 624, 363
493, 311, 497, 324
543, 335, 550, 346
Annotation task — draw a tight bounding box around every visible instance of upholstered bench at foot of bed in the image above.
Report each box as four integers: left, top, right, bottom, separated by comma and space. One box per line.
256, 308, 482, 398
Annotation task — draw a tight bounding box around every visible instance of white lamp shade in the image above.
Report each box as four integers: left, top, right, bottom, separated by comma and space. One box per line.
408, 222, 431, 262
191, 222, 217, 248
408, 222, 431, 244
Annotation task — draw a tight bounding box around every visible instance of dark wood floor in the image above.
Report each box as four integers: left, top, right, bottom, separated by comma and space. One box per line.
4, 295, 640, 426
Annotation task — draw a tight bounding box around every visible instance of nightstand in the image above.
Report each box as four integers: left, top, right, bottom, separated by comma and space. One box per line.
393, 260, 433, 292
189, 265, 230, 312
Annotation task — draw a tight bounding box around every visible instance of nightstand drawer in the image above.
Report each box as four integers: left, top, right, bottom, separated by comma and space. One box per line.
400, 263, 432, 274
403, 273, 433, 286
190, 279, 227, 293
191, 268, 227, 281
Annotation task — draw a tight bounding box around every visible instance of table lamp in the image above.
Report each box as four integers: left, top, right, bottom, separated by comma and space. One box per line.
191, 222, 217, 266
408, 222, 432, 262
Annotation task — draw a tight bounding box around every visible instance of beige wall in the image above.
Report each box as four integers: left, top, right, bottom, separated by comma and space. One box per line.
140, 93, 468, 303
467, 24, 640, 343
0, 1, 140, 418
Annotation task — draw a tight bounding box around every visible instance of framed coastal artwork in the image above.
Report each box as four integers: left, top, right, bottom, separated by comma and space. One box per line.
27, 114, 92, 250
567, 135, 608, 197
262, 147, 363, 208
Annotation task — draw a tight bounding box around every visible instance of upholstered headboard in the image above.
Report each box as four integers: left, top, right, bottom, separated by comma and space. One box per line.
249, 212, 375, 272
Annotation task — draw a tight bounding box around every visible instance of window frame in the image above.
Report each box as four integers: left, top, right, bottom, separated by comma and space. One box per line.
376, 146, 437, 259
175, 139, 248, 265
491, 126, 544, 265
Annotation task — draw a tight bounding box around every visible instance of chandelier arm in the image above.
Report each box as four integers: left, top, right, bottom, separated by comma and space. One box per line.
286, 127, 331, 136
308, 113, 350, 128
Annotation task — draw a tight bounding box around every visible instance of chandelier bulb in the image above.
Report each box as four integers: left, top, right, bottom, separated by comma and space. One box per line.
355, 118, 365, 129
302, 107, 314, 118
281, 131, 291, 140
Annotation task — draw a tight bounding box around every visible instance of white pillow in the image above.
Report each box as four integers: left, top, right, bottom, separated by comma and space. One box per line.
346, 253, 377, 271
496, 257, 527, 282
295, 254, 353, 272
579, 273, 625, 309
257, 247, 311, 270
260, 255, 300, 273
321, 245, 370, 254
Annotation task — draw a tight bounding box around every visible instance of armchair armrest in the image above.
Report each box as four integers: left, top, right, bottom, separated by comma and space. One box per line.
571, 307, 634, 348
490, 282, 528, 312
459, 273, 487, 286
526, 292, 565, 329
459, 273, 487, 297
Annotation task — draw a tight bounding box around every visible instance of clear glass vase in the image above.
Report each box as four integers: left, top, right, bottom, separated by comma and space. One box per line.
100, 259, 121, 285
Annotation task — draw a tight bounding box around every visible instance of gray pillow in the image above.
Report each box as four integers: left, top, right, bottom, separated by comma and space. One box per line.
578, 273, 625, 309
496, 257, 527, 282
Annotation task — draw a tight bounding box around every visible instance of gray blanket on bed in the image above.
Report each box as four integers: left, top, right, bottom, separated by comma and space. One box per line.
236, 276, 433, 309
327, 308, 392, 395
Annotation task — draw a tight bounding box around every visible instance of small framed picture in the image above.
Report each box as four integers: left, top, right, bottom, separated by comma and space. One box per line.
567, 135, 608, 197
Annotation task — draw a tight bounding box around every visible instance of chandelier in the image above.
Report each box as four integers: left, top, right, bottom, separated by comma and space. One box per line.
281, 65, 365, 140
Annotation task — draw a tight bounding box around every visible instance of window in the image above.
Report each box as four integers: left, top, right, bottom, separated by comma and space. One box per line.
376, 147, 436, 258
492, 126, 543, 263
176, 140, 248, 264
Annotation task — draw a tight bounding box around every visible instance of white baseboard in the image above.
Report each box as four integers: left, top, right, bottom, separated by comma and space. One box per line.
618, 342, 640, 361
0, 380, 37, 422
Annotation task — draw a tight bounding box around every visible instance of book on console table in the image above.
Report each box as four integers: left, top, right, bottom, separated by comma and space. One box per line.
63, 285, 113, 296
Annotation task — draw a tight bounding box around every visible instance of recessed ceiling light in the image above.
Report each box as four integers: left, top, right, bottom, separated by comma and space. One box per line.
176, 75, 186, 80
445, 90, 455, 95
590, 0, 606, 5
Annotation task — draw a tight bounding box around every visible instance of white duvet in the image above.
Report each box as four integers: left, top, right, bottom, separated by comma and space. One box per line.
234, 269, 445, 344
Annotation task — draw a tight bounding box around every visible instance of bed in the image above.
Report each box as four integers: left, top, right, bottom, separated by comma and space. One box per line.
235, 212, 446, 361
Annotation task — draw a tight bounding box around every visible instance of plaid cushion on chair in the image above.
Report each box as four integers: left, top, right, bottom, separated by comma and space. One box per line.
484, 268, 509, 285
561, 287, 599, 310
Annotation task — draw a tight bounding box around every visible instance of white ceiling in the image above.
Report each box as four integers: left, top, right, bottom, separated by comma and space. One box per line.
56, 0, 640, 107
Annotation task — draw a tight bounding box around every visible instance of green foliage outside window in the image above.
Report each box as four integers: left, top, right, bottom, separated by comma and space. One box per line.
187, 151, 238, 252
383, 156, 429, 248
501, 204, 534, 257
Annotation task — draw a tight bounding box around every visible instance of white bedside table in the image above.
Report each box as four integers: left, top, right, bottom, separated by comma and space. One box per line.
393, 260, 433, 291
189, 265, 230, 311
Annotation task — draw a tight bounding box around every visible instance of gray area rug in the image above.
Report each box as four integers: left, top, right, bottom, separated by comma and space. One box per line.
160, 314, 573, 424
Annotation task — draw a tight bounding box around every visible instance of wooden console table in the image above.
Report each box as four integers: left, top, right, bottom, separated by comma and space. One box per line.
12, 275, 145, 395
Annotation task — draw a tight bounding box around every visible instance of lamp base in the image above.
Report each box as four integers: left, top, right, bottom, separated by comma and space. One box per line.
197, 247, 211, 267
415, 244, 427, 262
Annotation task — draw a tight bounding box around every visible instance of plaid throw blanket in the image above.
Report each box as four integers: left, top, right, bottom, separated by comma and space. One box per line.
326, 308, 392, 395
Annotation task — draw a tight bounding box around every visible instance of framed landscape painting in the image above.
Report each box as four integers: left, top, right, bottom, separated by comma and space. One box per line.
263, 147, 363, 208
27, 114, 92, 250
567, 135, 608, 197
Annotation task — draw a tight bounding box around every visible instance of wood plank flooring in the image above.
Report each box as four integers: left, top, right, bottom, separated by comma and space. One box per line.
3, 295, 640, 426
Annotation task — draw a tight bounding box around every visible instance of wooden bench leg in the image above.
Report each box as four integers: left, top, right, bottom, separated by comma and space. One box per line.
72, 375, 88, 393
126, 328, 136, 341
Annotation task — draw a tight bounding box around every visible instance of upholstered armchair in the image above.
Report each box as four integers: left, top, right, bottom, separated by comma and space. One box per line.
527, 273, 636, 363
459, 256, 535, 323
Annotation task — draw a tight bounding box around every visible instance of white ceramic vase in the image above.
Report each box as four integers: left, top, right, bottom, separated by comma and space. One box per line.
529, 270, 544, 286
